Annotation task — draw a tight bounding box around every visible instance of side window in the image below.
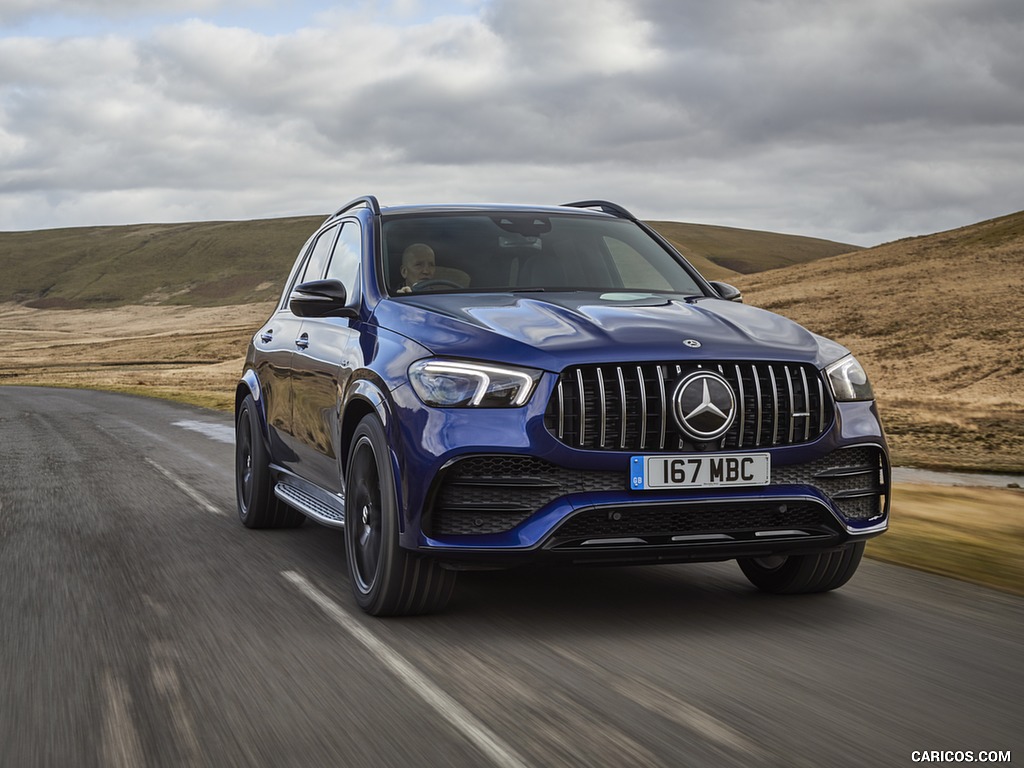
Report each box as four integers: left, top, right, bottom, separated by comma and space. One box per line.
325, 221, 361, 295
299, 225, 339, 283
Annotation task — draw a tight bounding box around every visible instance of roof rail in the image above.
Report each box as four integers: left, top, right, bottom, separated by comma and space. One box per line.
562, 200, 637, 220
328, 195, 381, 220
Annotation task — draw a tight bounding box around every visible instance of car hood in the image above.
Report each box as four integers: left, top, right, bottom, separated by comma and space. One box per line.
374, 292, 847, 371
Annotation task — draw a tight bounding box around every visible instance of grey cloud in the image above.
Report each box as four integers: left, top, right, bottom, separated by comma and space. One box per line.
633, 0, 1024, 133
0, 0, 268, 25
0, 0, 1022, 244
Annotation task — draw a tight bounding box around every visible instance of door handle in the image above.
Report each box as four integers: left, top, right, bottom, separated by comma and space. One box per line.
259, 330, 273, 343
295, 333, 309, 350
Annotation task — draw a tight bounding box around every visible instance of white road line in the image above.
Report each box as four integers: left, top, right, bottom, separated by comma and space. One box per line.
151, 651, 202, 767
101, 418, 234, 483
612, 677, 763, 759
282, 571, 532, 768
547, 643, 765, 761
145, 458, 225, 516
173, 419, 235, 445
101, 671, 145, 768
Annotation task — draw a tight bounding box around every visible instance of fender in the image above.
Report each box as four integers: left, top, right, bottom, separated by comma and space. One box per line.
340, 377, 411, 534
339, 377, 394, 465
236, 368, 271, 445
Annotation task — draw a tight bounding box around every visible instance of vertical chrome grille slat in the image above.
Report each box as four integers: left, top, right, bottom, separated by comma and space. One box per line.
734, 364, 746, 447
800, 367, 811, 441
785, 365, 796, 443
556, 380, 565, 440
768, 365, 780, 446
546, 362, 832, 452
817, 376, 826, 434
617, 367, 628, 449
657, 365, 667, 450
637, 366, 648, 450
675, 364, 684, 448
576, 368, 586, 447
752, 364, 763, 447
674, 365, 683, 449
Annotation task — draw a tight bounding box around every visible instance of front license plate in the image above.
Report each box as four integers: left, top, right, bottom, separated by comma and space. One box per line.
630, 453, 771, 490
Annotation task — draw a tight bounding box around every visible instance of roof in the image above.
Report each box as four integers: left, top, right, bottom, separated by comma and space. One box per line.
325, 196, 637, 224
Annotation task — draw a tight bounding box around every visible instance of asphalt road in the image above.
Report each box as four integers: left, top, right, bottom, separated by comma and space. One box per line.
1, 386, 1020, 768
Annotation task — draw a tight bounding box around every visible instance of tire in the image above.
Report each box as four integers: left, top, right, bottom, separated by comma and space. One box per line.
344, 415, 456, 616
235, 394, 305, 529
738, 542, 865, 594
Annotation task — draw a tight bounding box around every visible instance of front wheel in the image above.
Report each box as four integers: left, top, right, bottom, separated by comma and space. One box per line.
344, 415, 456, 616
738, 543, 865, 594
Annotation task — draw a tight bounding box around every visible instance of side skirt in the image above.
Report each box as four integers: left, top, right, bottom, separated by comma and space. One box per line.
272, 471, 346, 528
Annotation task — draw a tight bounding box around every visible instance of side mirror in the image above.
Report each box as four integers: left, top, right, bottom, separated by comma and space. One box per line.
709, 281, 743, 303
289, 279, 356, 318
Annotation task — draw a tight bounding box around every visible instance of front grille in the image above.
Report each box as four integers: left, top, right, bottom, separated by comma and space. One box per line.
425, 446, 887, 537
544, 361, 833, 451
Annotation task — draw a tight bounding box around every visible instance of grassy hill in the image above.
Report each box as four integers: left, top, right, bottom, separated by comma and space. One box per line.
738, 209, 1024, 473
0, 216, 854, 307
0, 216, 323, 308
649, 220, 860, 276
2, 208, 1019, 472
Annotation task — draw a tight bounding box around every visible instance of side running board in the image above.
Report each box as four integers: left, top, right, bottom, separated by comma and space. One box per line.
275, 482, 345, 528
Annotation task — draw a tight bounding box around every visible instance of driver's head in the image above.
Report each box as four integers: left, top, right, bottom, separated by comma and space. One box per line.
401, 243, 436, 287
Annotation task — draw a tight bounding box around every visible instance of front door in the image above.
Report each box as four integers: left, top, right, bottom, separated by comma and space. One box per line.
287, 221, 363, 494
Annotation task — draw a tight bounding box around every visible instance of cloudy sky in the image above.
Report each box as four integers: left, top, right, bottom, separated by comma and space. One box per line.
1, 0, 1022, 245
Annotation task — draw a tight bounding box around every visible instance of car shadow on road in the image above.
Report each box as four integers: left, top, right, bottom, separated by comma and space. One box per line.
249, 520, 880, 647
279, 521, 876, 639
454, 561, 873, 632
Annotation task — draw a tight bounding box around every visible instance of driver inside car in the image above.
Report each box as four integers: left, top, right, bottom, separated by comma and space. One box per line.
397, 242, 436, 293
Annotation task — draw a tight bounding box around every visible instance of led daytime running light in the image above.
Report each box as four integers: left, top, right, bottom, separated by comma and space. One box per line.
410, 360, 538, 407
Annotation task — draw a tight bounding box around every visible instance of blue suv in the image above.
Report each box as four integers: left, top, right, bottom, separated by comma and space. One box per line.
235, 197, 889, 615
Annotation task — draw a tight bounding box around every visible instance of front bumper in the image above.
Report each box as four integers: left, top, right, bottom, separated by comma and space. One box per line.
415, 444, 889, 565
389, 382, 889, 564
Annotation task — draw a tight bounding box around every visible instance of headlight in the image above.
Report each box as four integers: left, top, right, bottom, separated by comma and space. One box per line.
826, 355, 874, 401
408, 359, 541, 407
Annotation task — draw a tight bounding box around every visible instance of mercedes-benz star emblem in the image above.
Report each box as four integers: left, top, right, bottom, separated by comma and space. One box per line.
683, 339, 702, 348
671, 370, 737, 441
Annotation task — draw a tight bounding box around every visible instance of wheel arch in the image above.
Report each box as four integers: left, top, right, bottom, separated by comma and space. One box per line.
339, 378, 395, 479
236, 369, 269, 444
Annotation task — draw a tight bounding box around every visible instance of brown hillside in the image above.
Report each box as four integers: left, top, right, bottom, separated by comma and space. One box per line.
649, 220, 860, 275
645, 224, 741, 282
0, 216, 851, 308
738, 210, 1024, 472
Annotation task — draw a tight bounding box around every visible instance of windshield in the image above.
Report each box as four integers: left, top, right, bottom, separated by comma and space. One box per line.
381, 213, 705, 296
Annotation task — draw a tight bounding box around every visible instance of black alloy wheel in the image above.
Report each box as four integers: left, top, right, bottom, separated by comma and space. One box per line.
344, 414, 456, 616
